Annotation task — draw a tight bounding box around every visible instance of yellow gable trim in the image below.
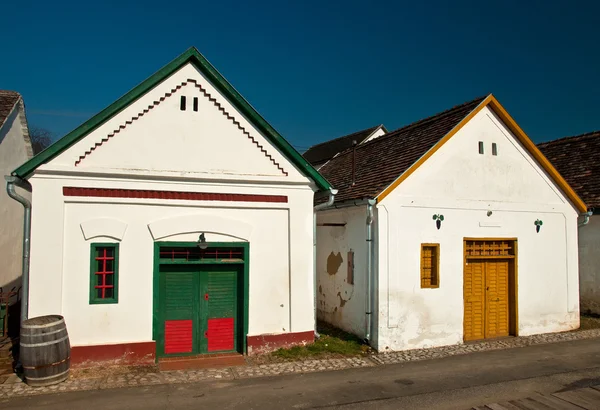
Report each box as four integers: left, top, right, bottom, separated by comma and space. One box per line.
376, 95, 587, 213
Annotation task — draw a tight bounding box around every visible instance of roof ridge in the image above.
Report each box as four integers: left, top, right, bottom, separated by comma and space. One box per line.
538, 130, 600, 147
305, 125, 381, 150
332, 95, 487, 158
384, 95, 488, 137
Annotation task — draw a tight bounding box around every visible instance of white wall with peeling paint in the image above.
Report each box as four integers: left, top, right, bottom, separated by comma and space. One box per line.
317, 106, 580, 352
316, 206, 368, 337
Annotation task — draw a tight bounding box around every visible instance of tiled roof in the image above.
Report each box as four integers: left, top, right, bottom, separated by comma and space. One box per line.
0, 90, 21, 129
538, 131, 600, 209
303, 125, 383, 166
318, 96, 487, 203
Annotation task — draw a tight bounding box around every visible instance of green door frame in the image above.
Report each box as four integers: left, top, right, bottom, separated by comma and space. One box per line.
152, 241, 250, 359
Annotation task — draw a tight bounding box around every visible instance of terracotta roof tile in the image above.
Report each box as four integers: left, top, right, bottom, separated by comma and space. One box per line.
0, 90, 21, 129
303, 125, 382, 166
318, 96, 487, 203
538, 131, 600, 209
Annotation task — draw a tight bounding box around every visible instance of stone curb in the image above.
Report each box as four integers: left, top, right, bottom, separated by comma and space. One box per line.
1, 328, 599, 399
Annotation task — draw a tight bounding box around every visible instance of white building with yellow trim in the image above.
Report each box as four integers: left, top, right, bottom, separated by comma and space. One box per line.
311, 95, 586, 352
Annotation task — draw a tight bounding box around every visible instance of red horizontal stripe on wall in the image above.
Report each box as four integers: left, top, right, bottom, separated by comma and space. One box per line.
63, 187, 288, 203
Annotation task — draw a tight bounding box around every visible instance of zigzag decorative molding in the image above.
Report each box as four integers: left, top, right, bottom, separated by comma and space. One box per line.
75, 79, 288, 176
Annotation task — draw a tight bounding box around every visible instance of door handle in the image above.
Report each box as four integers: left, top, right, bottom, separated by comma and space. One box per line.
204, 293, 209, 301
204, 331, 208, 338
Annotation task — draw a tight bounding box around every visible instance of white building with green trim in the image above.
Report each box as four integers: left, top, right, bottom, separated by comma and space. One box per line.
9, 48, 333, 366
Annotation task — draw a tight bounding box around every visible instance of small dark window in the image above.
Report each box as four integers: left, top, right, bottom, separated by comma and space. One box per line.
180, 96, 186, 111
193, 97, 198, 112
492, 143, 498, 156
478, 141, 484, 154
347, 250, 354, 285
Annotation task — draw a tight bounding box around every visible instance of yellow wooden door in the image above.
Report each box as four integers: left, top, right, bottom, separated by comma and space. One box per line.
485, 260, 509, 338
464, 260, 485, 341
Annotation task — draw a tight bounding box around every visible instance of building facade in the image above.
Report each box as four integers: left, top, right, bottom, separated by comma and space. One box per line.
10, 48, 332, 366
316, 95, 585, 351
0, 91, 33, 293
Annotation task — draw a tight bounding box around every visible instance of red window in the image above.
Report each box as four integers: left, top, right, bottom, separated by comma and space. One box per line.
90, 244, 119, 304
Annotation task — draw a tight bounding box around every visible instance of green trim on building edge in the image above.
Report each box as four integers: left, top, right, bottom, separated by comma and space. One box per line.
13, 47, 332, 192
152, 241, 250, 358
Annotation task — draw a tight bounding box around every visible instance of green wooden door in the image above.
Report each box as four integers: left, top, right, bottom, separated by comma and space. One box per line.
158, 264, 240, 357
159, 265, 199, 356
200, 266, 239, 353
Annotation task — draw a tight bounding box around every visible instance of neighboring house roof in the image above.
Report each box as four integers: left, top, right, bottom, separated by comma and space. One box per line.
0, 90, 33, 158
538, 131, 600, 209
318, 94, 587, 213
0, 91, 22, 129
12, 47, 333, 193
302, 125, 387, 166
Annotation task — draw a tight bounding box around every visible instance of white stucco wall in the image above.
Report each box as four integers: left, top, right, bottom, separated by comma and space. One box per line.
43, 63, 307, 184
317, 105, 580, 352
579, 215, 600, 314
316, 206, 368, 337
375, 106, 580, 351
0, 101, 32, 290
25, 61, 318, 348
28, 176, 315, 346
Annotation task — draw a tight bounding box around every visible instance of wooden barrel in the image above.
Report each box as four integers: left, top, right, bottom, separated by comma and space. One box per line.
20, 315, 70, 387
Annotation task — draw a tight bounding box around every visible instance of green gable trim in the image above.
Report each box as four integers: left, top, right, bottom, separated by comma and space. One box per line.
13, 47, 332, 192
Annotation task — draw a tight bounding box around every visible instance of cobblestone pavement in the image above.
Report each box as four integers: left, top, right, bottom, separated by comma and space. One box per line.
1, 328, 599, 399
373, 327, 600, 365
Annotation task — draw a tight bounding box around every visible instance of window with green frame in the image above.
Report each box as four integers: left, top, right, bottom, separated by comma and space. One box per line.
90, 243, 119, 304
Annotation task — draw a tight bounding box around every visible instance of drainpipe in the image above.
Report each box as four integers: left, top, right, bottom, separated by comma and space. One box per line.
579, 210, 593, 227
5, 176, 32, 324
313, 188, 338, 337
364, 198, 376, 344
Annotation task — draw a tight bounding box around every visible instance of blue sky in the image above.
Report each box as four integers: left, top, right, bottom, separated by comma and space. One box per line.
2, 0, 599, 150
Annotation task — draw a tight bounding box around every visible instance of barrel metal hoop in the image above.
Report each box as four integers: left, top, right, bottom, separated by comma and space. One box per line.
21, 328, 66, 338
22, 356, 70, 370
20, 335, 69, 347
25, 369, 69, 381
22, 318, 65, 329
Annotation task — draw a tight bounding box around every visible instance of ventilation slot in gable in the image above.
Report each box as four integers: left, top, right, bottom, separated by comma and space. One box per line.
180, 96, 186, 111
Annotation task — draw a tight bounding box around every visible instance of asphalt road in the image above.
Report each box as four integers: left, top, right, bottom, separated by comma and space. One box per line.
3, 337, 600, 409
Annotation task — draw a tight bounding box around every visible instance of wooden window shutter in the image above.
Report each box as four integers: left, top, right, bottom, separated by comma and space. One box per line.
420, 244, 439, 288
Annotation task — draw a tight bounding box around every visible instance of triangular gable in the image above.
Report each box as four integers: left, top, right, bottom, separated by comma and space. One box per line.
12, 47, 332, 192
376, 94, 587, 213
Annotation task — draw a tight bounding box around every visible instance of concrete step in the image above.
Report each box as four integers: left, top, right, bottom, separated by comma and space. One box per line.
158, 353, 245, 371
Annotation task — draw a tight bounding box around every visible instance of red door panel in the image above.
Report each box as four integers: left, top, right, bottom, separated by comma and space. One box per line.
165, 320, 193, 354
207, 318, 234, 352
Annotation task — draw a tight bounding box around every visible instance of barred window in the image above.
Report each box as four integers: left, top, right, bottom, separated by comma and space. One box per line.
90, 244, 119, 304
